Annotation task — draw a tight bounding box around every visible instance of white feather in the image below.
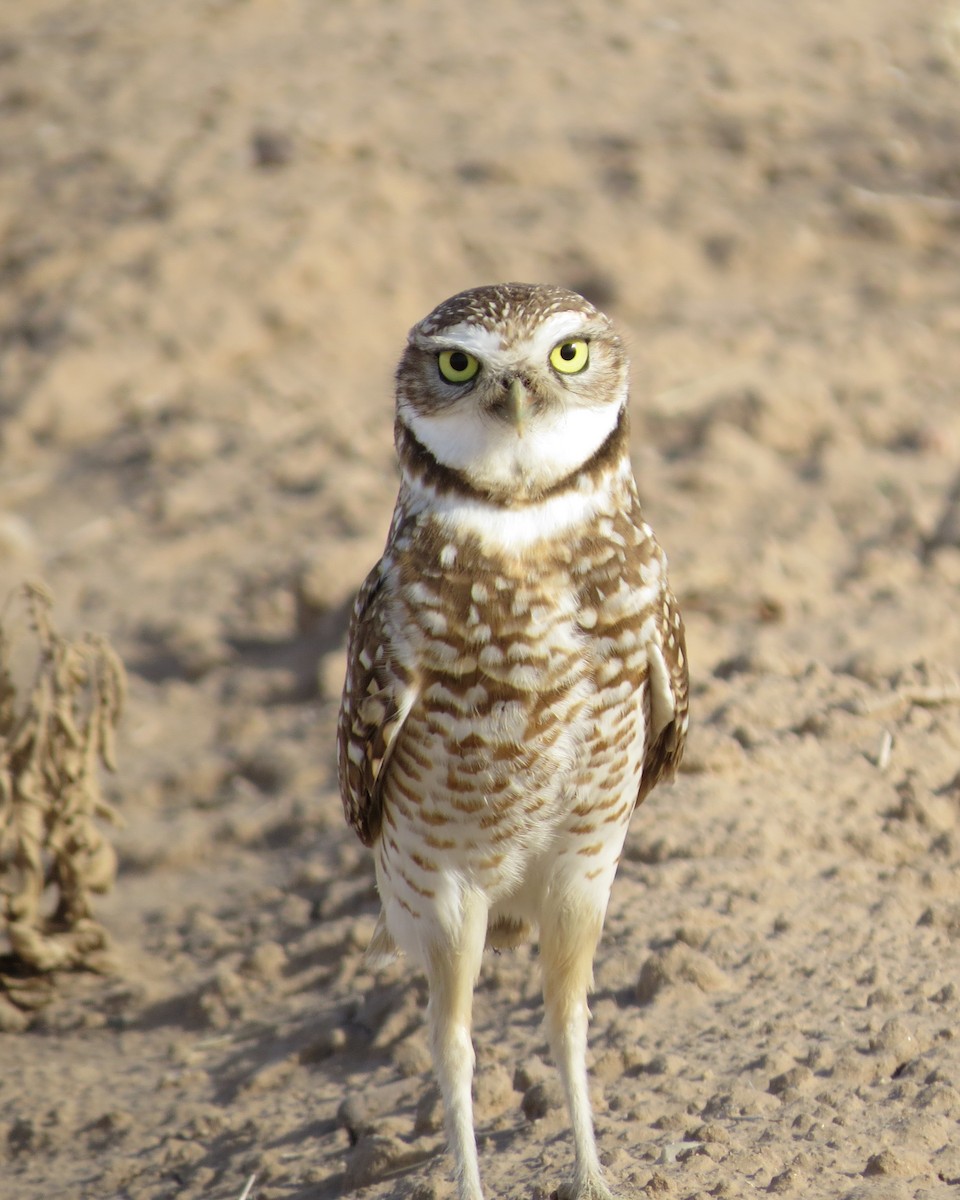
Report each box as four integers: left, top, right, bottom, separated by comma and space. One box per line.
646, 640, 677, 740
404, 398, 621, 500
407, 474, 618, 555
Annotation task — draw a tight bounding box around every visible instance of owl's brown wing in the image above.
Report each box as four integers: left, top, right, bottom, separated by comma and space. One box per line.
637, 586, 689, 806
337, 560, 417, 847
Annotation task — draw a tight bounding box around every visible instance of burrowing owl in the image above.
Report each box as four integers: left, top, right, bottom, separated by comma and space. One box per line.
338, 283, 688, 1200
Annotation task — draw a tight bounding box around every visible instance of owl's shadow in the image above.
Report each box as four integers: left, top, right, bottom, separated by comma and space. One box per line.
129, 591, 354, 703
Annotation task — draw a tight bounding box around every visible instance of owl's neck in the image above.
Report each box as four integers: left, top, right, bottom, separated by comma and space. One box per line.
393, 412, 636, 555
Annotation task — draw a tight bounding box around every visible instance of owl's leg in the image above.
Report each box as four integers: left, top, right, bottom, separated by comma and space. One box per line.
425, 888, 489, 1200
540, 893, 616, 1200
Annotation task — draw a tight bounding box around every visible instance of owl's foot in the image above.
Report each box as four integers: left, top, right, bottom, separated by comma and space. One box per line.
557, 1174, 618, 1200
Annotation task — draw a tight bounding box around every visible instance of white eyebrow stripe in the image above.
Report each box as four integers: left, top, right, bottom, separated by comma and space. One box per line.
424, 324, 505, 357
524, 312, 594, 360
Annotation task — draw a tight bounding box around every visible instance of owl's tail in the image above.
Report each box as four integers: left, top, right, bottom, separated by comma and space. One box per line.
363, 909, 401, 967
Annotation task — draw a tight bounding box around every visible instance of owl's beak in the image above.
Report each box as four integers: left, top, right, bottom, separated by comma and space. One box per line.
505, 377, 528, 437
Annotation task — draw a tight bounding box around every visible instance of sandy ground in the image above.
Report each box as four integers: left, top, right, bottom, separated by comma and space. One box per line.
2, 1, 960, 1198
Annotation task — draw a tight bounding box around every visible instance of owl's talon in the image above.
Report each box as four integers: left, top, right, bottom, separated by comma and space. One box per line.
557, 1179, 618, 1200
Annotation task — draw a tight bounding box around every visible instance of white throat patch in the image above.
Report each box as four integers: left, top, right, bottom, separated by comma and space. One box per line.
403, 399, 621, 497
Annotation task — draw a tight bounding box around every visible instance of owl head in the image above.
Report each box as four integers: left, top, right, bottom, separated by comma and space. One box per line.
395, 283, 629, 504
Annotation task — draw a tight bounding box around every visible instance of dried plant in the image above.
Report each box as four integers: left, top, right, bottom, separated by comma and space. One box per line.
0, 582, 125, 978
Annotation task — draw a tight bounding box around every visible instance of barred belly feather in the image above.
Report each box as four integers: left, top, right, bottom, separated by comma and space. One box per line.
372, 471, 661, 958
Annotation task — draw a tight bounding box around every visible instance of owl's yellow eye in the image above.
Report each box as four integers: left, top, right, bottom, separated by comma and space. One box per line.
549, 339, 590, 374
438, 349, 480, 384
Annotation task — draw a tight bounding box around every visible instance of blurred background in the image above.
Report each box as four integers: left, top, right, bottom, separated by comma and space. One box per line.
1, 2, 959, 1198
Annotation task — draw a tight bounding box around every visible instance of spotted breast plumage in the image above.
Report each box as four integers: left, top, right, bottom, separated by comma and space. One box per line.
338, 282, 688, 1200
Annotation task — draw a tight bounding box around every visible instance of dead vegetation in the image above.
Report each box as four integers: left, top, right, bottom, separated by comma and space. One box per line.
0, 583, 125, 1015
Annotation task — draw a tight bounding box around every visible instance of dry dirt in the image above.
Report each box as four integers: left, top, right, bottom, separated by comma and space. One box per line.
2, 2, 960, 1198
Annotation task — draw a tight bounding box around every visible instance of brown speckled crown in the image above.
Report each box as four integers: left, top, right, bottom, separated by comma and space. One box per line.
415, 282, 602, 341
